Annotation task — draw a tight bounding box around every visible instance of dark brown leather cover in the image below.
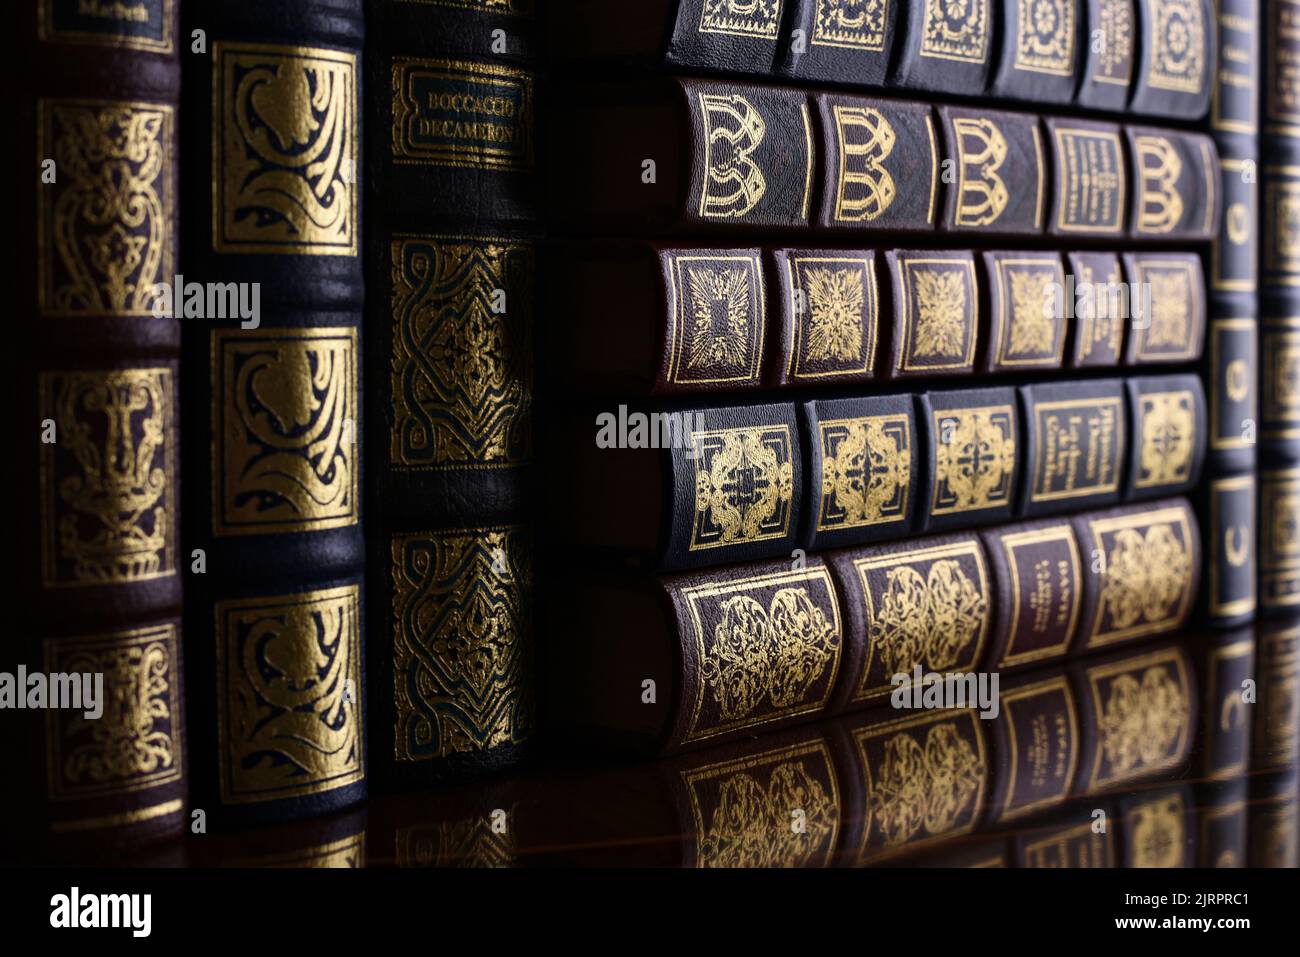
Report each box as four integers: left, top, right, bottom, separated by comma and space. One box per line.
1123, 374, 1207, 500
1125, 126, 1219, 240
1121, 251, 1206, 365
1017, 378, 1127, 517
979, 250, 1067, 374
890, 0, 998, 95
984, 671, 1080, 825
937, 106, 1047, 237
989, 0, 1083, 105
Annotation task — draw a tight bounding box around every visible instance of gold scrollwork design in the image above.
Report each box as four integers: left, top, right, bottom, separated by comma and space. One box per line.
912, 267, 970, 358
952, 117, 1008, 227
698, 93, 767, 219
868, 722, 984, 845
919, 0, 989, 63
1147, 0, 1204, 94
813, 0, 888, 50
698, 0, 783, 38
932, 407, 1017, 513
868, 558, 988, 676
1098, 665, 1189, 774
690, 426, 794, 550
1135, 136, 1184, 234
1136, 391, 1195, 488
1005, 267, 1059, 357
1099, 523, 1191, 631
833, 105, 897, 223
1015, 0, 1075, 75
818, 415, 911, 531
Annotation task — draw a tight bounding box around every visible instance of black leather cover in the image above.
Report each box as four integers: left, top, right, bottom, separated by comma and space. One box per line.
1018, 378, 1127, 518
1204, 316, 1258, 474
1120, 251, 1206, 365
1129, 0, 1214, 120
979, 250, 1067, 374
1125, 127, 1219, 241
1210, 144, 1259, 298
1200, 474, 1258, 625
664, 0, 786, 73
937, 106, 1047, 237
1074, 0, 1136, 112
1122, 374, 1207, 500
1211, 0, 1260, 143
989, 0, 1082, 105
1262, 154, 1300, 293
1263, 0, 1300, 141
890, 0, 998, 95
916, 385, 1020, 533
802, 392, 917, 551
778, 0, 899, 86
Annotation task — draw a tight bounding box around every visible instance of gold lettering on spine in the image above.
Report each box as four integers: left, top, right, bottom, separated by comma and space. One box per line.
213, 42, 357, 255
1031, 397, 1123, 501
1093, 0, 1134, 84
1053, 127, 1125, 233
39, 0, 176, 52
215, 586, 365, 802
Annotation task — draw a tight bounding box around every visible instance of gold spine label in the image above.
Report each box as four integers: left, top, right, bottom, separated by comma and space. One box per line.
1262, 320, 1300, 438
682, 739, 840, 868
786, 254, 878, 380
215, 585, 365, 803
1014, 0, 1075, 76
1129, 258, 1201, 361
1070, 255, 1125, 365
39, 368, 176, 588
1135, 389, 1197, 489
1052, 127, 1125, 233
1084, 506, 1195, 646
689, 425, 795, 551
997, 525, 1081, 667
391, 57, 533, 171
1082, 647, 1191, 791
44, 624, 183, 801
1209, 319, 1257, 451
993, 257, 1067, 367
1029, 397, 1123, 502
816, 414, 911, 532
895, 256, 978, 373
678, 568, 842, 745
390, 235, 532, 470
666, 253, 765, 386
931, 405, 1017, 515
391, 527, 534, 761
919, 0, 989, 63
854, 540, 991, 700
213, 42, 357, 255
1145, 0, 1205, 93
39, 0, 173, 52
37, 99, 174, 318
212, 327, 359, 536
1261, 468, 1300, 607
812, 0, 888, 50
997, 677, 1078, 820
1091, 0, 1134, 86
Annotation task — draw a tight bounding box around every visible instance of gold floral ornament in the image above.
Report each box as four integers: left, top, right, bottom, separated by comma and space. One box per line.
1006, 267, 1057, 356
1129, 795, 1185, 867
805, 266, 866, 361
214, 42, 357, 255
1145, 268, 1191, 347
1137, 392, 1195, 487
818, 416, 910, 530
695, 760, 837, 868
1015, 0, 1075, 75
691, 427, 794, 550
685, 266, 754, 370
813, 0, 888, 50
868, 723, 984, 845
1147, 0, 1204, 94
919, 0, 990, 63
933, 408, 1016, 512
39, 100, 174, 317
913, 268, 968, 357
869, 560, 987, 675
1099, 524, 1190, 629
700, 588, 837, 720
40, 369, 174, 587
698, 0, 783, 38
1098, 666, 1189, 774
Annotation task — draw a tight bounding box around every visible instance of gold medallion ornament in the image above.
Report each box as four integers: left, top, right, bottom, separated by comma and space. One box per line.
44, 624, 183, 801
1128, 793, 1186, 867
689, 426, 795, 551
919, 0, 990, 63
212, 327, 359, 536
698, 93, 768, 219
1098, 665, 1189, 775
39, 368, 175, 588
998, 260, 1066, 366
817, 415, 911, 531
786, 255, 878, 379
215, 586, 365, 803
812, 0, 889, 50
698, 0, 783, 38
38, 99, 174, 317
667, 254, 765, 386
1262, 323, 1300, 437
390, 236, 532, 470
1015, 0, 1075, 75
1135, 391, 1196, 488
832, 105, 897, 223
903, 260, 975, 366
391, 527, 533, 761
1085, 507, 1194, 645
952, 117, 1009, 227
213, 42, 358, 255
931, 407, 1017, 514
1146, 0, 1205, 94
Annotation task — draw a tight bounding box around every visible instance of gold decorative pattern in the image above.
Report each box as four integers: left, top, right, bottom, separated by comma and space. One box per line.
812, 0, 888, 50
213, 42, 357, 255
680, 568, 842, 745
37, 99, 174, 317
390, 235, 532, 470
667, 254, 765, 386
1146, 0, 1205, 94
689, 426, 794, 551
44, 624, 182, 801
1260, 468, 1300, 607
1262, 322, 1300, 438
1148, 267, 1191, 345
684, 741, 840, 868
1052, 127, 1125, 233
1135, 391, 1196, 489
215, 586, 364, 803
1092, 0, 1134, 85
996, 259, 1066, 366
698, 0, 783, 38
39, 368, 175, 588
1128, 794, 1186, 867
952, 117, 1008, 227
1071, 256, 1124, 364
919, 0, 989, 63
698, 92, 768, 219
1263, 174, 1300, 285
1130, 259, 1200, 360
832, 104, 897, 223
1015, 0, 1075, 75
1134, 135, 1184, 234
787, 255, 877, 380
931, 406, 1017, 515
38, 0, 174, 52
817, 415, 911, 532
1030, 397, 1123, 502
896, 257, 978, 372
1085, 507, 1194, 645
212, 327, 359, 536
1097, 665, 1189, 778
391, 527, 533, 761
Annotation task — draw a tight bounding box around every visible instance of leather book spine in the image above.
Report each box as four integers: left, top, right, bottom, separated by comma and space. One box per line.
1120, 252, 1206, 365
180, 1, 367, 825
826, 531, 994, 710
1017, 378, 1127, 518
1263, 0, 1300, 142
1064, 252, 1127, 368
915, 385, 1020, 534
1252, 618, 1300, 770
1074, 0, 1137, 111
1203, 314, 1258, 473
983, 671, 1080, 826
1129, 0, 1214, 119
1069, 641, 1197, 795
777, 0, 898, 86
1194, 779, 1248, 867
1116, 785, 1197, 867
1011, 803, 1118, 865
1261, 162, 1300, 293
11, 0, 186, 845
1199, 473, 1258, 625
662, 0, 787, 73
936, 106, 1047, 237
802, 392, 918, 552
1123, 374, 1208, 500
1260, 310, 1300, 459
988, 0, 1083, 105
1259, 465, 1300, 611
1044, 116, 1128, 240
1070, 498, 1201, 655
979, 251, 1068, 375
890, 0, 998, 95
881, 249, 980, 379
363, 0, 539, 787
980, 517, 1086, 671
1189, 628, 1255, 780
1125, 127, 1219, 241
